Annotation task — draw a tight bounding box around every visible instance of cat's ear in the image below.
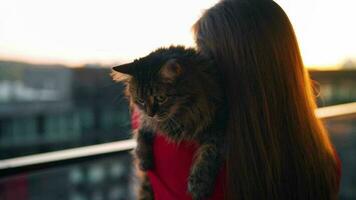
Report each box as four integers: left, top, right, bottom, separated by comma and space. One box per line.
111, 63, 134, 82
160, 59, 182, 82
112, 63, 134, 75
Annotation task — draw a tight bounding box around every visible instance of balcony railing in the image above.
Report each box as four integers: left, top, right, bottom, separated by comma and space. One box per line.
0, 139, 136, 177
0, 102, 355, 178
315, 102, 356, 119
0, 102, 356, 200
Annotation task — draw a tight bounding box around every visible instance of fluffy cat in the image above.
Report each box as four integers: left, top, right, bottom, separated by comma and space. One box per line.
112, 46, 226, 200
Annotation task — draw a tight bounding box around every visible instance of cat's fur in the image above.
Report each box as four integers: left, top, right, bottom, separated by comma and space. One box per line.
112, 46, 226, 200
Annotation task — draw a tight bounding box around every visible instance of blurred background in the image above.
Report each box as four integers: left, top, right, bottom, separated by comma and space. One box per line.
0, 0, 355, 200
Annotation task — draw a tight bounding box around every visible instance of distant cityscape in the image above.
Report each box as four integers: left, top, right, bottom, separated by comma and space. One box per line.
0, 61, 133, 200
0, 61, 132, 159
0, 60, 355, 200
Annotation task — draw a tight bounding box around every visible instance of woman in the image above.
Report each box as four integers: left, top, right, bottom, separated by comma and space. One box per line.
192, 0, 340, 199
137, 0, 341, 199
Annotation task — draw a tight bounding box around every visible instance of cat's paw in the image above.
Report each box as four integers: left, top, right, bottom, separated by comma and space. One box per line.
138, 173, 154, 200
138, 158, 154, 171
134, 147, 154, 171
188, 173, 213, 200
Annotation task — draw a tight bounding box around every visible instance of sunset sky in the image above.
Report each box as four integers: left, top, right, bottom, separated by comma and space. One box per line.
0, 0, 355, 69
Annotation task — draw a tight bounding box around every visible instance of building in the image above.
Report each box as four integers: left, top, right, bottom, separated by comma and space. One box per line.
0, 63, 134, 200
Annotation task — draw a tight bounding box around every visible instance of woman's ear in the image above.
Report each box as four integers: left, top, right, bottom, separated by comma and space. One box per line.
160, 59, 182, 82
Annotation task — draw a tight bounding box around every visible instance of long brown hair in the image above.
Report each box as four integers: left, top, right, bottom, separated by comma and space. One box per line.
193, 0, 339, 199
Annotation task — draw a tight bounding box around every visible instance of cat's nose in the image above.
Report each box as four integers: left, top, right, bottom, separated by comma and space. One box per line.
146, 108, 156, 117
146, 99, 158, 117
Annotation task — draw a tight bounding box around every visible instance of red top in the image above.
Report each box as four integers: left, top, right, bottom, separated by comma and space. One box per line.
146, 134, 226, 200
131, 110, 226, 200
131, 110, 341, 200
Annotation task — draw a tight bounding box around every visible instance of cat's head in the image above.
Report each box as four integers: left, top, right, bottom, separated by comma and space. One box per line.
112, 46, 222, 137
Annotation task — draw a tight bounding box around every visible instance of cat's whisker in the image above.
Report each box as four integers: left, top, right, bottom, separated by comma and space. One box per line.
168, 118, 183, 141
113, 94, 126, 104
169, 116, 183, 134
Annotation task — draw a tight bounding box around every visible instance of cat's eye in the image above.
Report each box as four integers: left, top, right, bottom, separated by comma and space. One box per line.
155, 95, 167, 104
136, 98, 145, 105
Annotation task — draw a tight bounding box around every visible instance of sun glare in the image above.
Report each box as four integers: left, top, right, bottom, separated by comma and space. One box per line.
0, 0, 354, 69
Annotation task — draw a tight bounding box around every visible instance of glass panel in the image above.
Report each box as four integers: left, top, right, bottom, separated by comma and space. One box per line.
0, 66, 131, 159
310, 70, 356, 106
0, 152, 134, 200
325, 114, 356, 200
1, 115, 354, 200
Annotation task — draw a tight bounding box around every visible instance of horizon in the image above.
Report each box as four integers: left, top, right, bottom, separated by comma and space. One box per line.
0, 0, 355, 69
2, 58, 355, 71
